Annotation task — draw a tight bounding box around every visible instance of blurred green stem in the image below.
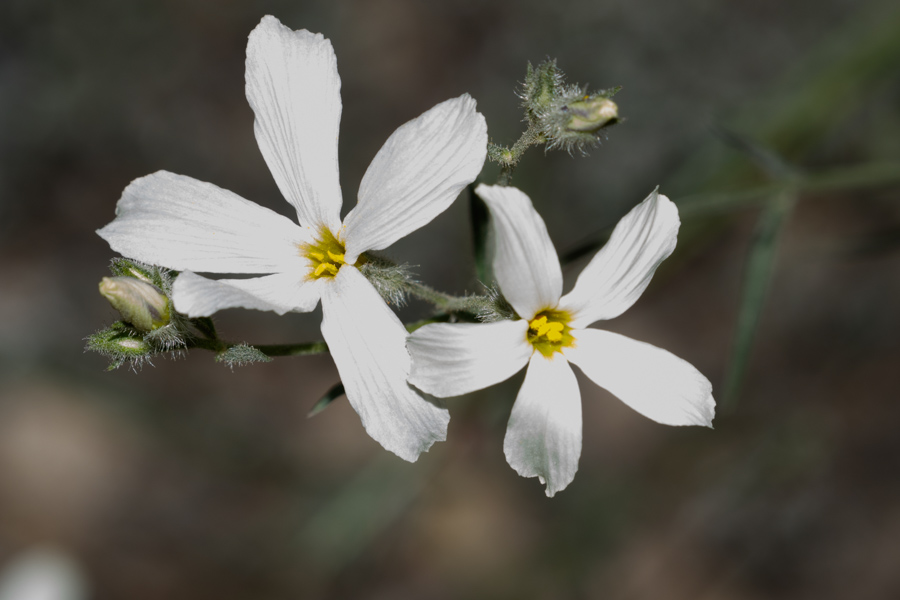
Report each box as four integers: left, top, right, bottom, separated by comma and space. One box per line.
564, 160, 900, 265
678, 161, 900, 217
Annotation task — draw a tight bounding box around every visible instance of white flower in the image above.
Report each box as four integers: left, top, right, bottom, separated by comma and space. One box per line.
407, 184, 714, 496
97, 16, 488, 461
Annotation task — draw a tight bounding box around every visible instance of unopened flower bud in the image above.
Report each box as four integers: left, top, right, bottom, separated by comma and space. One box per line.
522, 60, 564, 121
540, 90, 621, 154
109, 257, 156, 283
120, 265, 153, 283
562, 96, 618, 133
99, 277, 170, 332
112, 335, 151, 355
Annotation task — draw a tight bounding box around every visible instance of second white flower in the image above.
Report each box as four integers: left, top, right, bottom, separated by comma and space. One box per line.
407, 184, 715, 496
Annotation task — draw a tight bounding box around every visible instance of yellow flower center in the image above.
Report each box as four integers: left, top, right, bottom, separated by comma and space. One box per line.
300, 227, 348, 280
527, 309, 574, 358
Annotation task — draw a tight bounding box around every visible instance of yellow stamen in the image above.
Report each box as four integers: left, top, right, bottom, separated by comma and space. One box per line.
314, 263, 338, 277
529, 316, 548, 330
301, 227, 348, 280
526, 309, 574, 357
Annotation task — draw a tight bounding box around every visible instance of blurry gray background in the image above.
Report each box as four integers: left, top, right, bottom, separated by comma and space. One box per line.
1, 0, 899, 598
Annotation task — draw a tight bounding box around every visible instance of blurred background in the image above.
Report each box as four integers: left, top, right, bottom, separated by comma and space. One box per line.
1, 0, 899, 598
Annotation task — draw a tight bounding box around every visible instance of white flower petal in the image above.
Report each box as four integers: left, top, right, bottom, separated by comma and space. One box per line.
476, 184, 563, 319
320, 267, 450, 462
0, 549, 86, 600
246, 16, 343, 231
342, 95, 487, 262
97, 171, 308, 273
504, 354, 582, 498
172, 270, 322, 317
563, 328, 715, 427
408, 320, 532, 398
559, 188, 679, 328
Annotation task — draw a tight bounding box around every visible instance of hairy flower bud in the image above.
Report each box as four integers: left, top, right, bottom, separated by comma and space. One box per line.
539, 89, 620, 154
85, 321, 156, 369
562, 96, 618, 133
112, 335, 151, 354
521, 60, 564, 123
516, 59, 621, 155
99, 277, 170, 332
109, 257, 157, 284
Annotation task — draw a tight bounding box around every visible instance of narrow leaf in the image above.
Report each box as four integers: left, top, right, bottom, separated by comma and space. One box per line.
307, 382, 345, 418
296, 454, 433, 575
723, 191, 796, 409
710, 124, 803, 181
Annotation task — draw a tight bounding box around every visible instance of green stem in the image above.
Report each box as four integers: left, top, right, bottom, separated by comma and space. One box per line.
563, 160, 900, 265
403, 280, 477, 312
186, 335, 327, 357
255, 341, 329, 357
491, 126, 546, 185
469, 187, 490, 284
676, 161, 900, 217
185, 336, 226, 353
185, 314, 456, 360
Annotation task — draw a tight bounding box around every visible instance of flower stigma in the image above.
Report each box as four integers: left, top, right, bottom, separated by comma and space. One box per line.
526, 309, 574, 358
301, 227, 348, 280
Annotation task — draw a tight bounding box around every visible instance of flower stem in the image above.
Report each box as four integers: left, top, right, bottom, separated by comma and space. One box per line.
402, 280, 474, 312
255, 341, 329, 357
184, 314, 454, 360
677, 160, 900, 217
489, 126, 546, 185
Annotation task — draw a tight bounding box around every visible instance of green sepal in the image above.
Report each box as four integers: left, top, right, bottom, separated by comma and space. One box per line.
85, 321, 152, 370
216, 344, 273, 368
358, 255, 415, 307
522, 60, 564, 123
108, 257, 175, 293
192, 317, 219, 341
478, 285, 518, 323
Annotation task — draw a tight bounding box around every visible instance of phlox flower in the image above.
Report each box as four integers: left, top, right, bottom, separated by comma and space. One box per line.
407, 184, 714, 495
98, 16, 488, 461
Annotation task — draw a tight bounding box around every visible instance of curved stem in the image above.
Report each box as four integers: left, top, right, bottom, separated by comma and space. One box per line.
402, 280, 480, 313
